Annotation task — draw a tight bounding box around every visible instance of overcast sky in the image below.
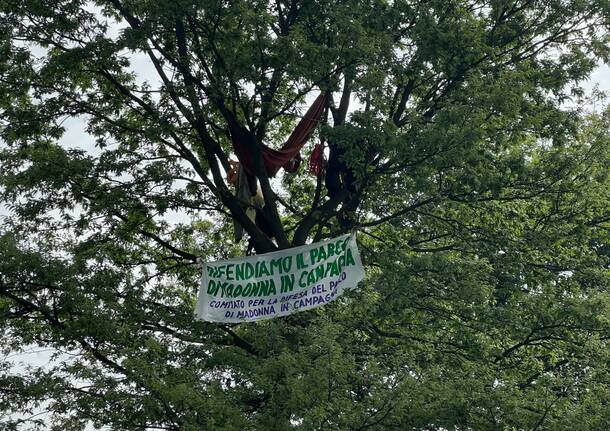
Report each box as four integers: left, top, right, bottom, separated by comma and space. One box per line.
0, 8, 609, 423
2, 47, 610, 393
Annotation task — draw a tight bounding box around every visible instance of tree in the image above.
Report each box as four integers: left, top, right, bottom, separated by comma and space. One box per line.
1, 0, 609, 429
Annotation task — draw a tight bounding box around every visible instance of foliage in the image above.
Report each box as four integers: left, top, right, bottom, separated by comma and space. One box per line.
1, 0, 609, 429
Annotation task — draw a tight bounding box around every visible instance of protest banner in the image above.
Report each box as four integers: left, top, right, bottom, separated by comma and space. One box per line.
195, 233, 364, 323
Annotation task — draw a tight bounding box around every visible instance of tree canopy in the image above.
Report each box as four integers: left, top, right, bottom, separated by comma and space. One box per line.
1, 0, 610, 429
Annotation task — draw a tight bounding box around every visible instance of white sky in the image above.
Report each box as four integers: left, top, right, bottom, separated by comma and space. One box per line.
2, 58, 609, 375
0, 27, 609, 428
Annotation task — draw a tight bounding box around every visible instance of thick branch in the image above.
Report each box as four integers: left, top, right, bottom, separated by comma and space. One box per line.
292, 191, 348, 246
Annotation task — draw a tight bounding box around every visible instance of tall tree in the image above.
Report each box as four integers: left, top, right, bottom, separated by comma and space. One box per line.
1, 0, 609, 429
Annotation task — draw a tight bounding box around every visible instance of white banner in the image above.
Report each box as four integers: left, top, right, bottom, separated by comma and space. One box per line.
195, 233, 364, 323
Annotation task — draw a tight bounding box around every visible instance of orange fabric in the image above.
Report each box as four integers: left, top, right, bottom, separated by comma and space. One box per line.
226, 160, 240, 185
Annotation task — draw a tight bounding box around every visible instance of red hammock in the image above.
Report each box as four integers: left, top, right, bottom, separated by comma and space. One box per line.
228, 93, 327, 177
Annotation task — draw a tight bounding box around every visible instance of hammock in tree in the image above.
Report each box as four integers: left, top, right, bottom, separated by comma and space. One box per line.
227, 93, 327, 178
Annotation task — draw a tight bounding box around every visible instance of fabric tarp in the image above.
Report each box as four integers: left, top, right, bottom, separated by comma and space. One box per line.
227, 93, 327, 177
